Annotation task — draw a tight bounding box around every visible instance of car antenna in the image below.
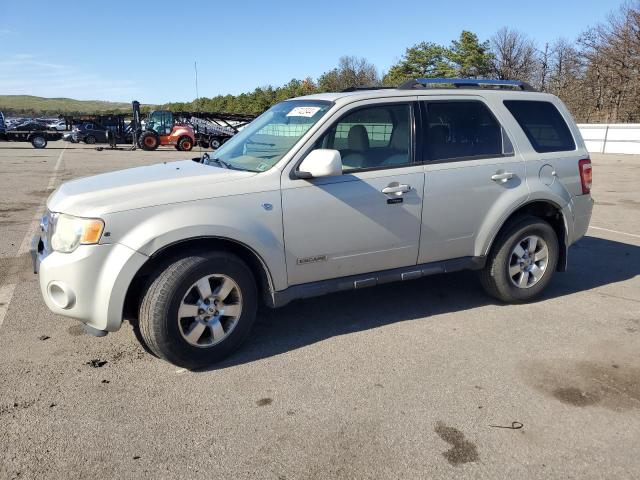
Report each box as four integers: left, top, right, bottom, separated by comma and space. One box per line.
194, 60, 204, 161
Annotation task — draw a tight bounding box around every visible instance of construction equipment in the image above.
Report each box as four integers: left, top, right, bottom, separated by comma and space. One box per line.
131, 100, 255, 152
137, 107, 196, 151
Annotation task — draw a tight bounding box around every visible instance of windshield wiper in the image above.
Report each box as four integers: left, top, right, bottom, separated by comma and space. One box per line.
201, 153, 231, 169
211, 157, 232, 169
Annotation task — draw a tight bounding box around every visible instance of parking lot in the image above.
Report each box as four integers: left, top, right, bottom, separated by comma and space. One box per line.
0, 142, 638, 479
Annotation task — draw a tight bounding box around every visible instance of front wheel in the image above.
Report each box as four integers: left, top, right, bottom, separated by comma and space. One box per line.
480, 216, 559, 303
140, 131, 159, 150
31, 134, 47, 148
138, 253, 257, 369
177, 136, 193, 151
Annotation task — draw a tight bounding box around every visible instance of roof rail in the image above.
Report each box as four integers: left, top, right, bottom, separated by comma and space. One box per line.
341, 86, 396, 92
398, 78, 537, 92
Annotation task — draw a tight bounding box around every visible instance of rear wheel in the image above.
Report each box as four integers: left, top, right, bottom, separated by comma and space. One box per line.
209, 138, 221, 149
138, 252, 257, 369
480, 216, 559, 303
31, 134, 47, 149
140, 131, 159, 151
177, 136, 193, 151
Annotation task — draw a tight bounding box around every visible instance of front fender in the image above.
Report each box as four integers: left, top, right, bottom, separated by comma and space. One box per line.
101, 193, 287, 290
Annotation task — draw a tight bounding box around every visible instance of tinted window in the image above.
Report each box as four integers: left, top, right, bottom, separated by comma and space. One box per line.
504, 100, 575, 153
316, 104, 412, 171
422, 101, 509, 162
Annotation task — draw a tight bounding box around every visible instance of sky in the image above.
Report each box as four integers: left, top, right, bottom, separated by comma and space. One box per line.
0, 0, 623, 104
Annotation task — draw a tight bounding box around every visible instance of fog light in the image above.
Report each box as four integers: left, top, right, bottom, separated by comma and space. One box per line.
48, 282, 76, 309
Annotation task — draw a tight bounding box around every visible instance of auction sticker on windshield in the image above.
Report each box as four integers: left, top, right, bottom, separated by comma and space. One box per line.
286, 106, 321, 117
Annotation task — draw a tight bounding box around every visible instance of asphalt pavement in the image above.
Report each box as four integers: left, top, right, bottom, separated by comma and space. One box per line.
1, 142, 639, 479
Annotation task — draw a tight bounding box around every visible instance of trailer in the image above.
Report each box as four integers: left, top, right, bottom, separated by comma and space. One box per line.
179, 112, 255, 149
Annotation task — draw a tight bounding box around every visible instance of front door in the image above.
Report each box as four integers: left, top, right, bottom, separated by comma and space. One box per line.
281, 101, 425, 285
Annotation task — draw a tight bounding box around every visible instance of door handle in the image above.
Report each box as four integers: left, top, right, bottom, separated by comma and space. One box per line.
382, 183, 411, 195
491, 171, 515, 183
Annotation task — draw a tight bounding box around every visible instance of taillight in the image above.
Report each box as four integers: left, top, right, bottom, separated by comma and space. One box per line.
578, 158, 592, 194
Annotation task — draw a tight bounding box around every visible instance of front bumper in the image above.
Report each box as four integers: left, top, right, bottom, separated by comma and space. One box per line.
31, 233, 148, 332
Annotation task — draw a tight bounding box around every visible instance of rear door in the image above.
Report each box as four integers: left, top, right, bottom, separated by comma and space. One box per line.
418, 97, 529, 263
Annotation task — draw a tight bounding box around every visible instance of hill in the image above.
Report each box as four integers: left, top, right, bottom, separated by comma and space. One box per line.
0, 95, 135, 115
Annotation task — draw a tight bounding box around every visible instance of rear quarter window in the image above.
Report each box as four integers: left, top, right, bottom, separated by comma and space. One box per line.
503, 100, 575, 153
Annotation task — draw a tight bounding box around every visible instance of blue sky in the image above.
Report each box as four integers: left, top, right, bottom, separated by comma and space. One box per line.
0, 0, 622, 103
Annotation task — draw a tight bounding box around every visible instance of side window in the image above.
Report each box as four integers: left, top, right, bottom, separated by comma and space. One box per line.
422, 101, 511, 162
316, 104, 412, 171
503, 100, 575, 153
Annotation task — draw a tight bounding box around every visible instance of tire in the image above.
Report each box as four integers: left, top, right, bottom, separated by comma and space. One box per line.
480, 215, 559, 303
177, 136, 193, 151
84, 135, 96, 144
140, 131, 159, 151
209, 138, 221, 149
138, 252, 257, 369
31, 134, 47, 149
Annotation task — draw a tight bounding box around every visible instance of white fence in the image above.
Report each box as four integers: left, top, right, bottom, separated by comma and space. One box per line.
578, 124, 640, 154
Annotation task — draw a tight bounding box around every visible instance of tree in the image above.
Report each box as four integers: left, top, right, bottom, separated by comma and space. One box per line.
490, 27, 538, 83
448, 30, 493, 77
578, 1, 640, 122
317, 56, 379, 92
382, 42, 453, 85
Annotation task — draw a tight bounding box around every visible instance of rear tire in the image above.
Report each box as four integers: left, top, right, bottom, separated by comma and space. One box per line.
209, 138, 221, 149
140, 131, 159, 151
138, 252, 257, 369
480, 215, 558, 303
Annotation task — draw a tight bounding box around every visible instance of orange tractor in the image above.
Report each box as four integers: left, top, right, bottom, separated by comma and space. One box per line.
138, 110, 195, 151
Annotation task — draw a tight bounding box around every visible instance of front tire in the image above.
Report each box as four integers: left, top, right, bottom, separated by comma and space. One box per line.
480, 216, 558, 303
138, 253, 257, 369
31, 134, 47, 148
140, 131, 160, 150
84, 134, 96, 144
177, 136, 193, 151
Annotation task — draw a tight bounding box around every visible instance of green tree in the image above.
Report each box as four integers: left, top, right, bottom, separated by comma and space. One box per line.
382, 42, 453, 86
448, 30, 493, 77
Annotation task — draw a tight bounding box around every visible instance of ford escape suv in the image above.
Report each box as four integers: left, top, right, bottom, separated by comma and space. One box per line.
32, 78, 593, 368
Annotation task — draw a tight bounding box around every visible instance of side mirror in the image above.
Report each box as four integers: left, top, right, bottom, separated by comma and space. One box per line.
296, 149, 342, 179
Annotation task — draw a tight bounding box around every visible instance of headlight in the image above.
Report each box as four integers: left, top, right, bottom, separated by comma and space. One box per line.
50, 214, 104, 253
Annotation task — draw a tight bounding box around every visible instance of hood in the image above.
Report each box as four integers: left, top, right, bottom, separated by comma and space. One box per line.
48, 159, 257, 217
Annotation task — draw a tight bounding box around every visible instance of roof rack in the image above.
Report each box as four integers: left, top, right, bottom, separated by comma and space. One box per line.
398, 78, 537, 92
341, 86, 397, 92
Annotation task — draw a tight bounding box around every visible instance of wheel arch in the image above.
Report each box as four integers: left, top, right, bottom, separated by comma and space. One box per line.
123, 236, 276, 323
482, 199, 569, 272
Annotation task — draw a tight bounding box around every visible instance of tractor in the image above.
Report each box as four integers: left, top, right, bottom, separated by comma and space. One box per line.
137, 109, 195, 151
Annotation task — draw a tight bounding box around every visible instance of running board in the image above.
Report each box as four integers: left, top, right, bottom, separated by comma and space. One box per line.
269, 256, 486, 308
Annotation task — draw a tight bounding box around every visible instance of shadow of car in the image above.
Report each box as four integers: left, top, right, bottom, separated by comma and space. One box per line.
184, 235, 640, 371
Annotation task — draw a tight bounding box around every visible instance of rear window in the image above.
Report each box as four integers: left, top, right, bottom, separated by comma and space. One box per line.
504, 100, 575, 153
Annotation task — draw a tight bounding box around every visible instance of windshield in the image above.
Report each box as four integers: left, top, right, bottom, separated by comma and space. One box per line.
212, 100, 332, 172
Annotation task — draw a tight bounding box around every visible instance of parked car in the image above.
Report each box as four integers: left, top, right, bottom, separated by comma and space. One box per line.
32, 78, 593, 368
48, 119, 68, 131
0, 111, 5, 134
72, 122, 108, 144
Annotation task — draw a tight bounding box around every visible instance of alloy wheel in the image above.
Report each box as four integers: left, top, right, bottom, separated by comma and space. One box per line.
177, 274, 243, 348
508, 235, 549, 289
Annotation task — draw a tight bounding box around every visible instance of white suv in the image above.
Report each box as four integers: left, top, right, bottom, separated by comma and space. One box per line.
32, 79, 593, 368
